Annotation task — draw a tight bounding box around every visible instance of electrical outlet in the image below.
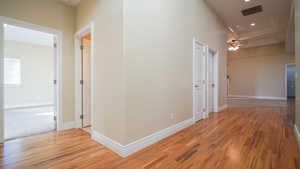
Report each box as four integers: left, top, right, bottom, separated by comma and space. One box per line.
170, 113, 174, 120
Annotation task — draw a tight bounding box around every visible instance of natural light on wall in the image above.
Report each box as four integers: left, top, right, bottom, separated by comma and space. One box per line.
4, 58, 21, 85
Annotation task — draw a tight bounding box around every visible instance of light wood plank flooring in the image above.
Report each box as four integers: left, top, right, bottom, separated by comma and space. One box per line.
1, 105, 300, 169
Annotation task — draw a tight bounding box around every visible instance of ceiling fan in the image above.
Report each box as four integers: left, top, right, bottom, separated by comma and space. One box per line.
227, 38, 248, 51
227, 27, 248, 51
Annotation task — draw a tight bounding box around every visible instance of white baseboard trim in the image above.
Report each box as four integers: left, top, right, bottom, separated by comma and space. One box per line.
218, 104, 228, 112
92, 130, 126, 157
228, 95, 286, 100
92, 118, 194, 157
294, 124, 300, 147
61, 121, 77, 130
5, 103, 54, 111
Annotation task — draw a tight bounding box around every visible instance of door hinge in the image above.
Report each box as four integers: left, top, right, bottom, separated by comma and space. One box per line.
54, 116, 57, 121
54, 43, 57, 48
80, 114, 83, 119
80, 80, 84, 85
80, 45, 84, 50
54, 80, 57, 85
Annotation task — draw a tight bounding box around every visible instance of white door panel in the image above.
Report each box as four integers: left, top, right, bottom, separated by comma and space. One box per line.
207, 50, 214, 113
193, 40, 207, 121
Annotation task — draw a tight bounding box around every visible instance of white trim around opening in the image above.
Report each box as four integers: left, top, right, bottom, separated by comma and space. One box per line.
0, 16, 64, 142
74, 22, 94, 129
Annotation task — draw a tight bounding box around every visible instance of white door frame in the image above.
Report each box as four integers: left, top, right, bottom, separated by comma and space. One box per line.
0, 16, 63, 142
285, 63, 296, 99
206, 48, 219, 113
74, 22, 94, 129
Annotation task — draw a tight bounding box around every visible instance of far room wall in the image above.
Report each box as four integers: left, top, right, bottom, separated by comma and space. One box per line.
4, 40, 54, 108
228, 43, 295, 99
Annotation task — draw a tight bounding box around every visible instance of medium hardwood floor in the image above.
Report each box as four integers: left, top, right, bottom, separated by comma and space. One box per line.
1, 106, 300, 169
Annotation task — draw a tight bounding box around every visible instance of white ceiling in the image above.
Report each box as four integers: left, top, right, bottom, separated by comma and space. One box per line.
60, 0, 81, 6
205, 0, 292, 48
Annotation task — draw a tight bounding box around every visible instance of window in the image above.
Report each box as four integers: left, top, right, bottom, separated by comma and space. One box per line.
4, 58, 21, 85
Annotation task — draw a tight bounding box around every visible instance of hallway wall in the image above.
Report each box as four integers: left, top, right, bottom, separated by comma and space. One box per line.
228, 43, 294, 99
124, 0, 228, 144
76, 0, 126, 144
4, 40, 54, 108
76, 0, 228, 145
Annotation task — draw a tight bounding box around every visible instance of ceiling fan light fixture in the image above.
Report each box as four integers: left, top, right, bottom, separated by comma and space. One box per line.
250, 22, 256, 26
228, 46, 240, 51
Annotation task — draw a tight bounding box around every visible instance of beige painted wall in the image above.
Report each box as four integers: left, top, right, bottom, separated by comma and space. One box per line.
295, 0, 300, 129
0, 0, 76, 122
228, 43, 295, 99
124, 0, 227, 144
4, 40, 54, 108
76, 0, 126, 144
76, 0, 227, 145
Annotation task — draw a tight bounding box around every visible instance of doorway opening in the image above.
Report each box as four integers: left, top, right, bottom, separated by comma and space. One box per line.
286, 64, 296, 99
0, 17, 62, 141
81, 34, 92, 130
75, 23, 94, 132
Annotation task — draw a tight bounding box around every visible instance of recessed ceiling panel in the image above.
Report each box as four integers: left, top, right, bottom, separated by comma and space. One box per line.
241, 5, 263, 16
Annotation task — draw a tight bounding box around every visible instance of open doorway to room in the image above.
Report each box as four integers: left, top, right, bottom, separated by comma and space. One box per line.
81, 34, 92, 130
75, 23, 94, 133
2, 22, 59, 140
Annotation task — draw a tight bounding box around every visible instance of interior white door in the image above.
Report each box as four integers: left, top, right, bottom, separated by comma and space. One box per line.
207, 50, 214, 113
193, 40, 207, 121
82, 37, 91, 127
53, 36, 58, 130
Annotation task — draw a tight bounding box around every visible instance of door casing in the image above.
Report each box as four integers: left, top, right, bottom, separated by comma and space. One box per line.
0, 16, 63, 142
74, 23, 94, 129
